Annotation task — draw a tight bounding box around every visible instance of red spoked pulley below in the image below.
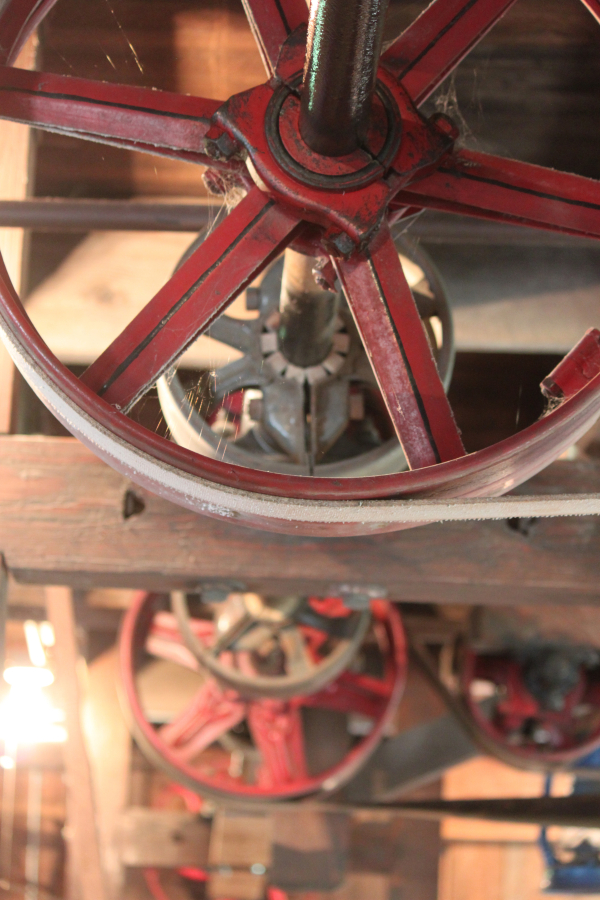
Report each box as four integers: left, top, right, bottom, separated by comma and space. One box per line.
119, 590, 407, 801
459, 644, 600, 765
168, 590, 372, 700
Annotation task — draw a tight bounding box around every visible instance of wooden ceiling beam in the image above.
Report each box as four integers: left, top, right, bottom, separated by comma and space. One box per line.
1, 436, 600, 605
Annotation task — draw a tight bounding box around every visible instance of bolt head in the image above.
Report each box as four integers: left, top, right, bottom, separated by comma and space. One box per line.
204, 131, 241, 162
323, 230, 356, 259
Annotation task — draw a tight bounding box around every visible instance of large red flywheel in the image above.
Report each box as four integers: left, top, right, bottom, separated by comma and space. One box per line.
1, 0, 600, 534
119, 590, 407, 800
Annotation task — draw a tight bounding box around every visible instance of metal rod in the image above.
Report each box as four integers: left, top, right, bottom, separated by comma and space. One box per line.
278, 248, 339, 368
0, 199, 213, 232
300, 0, 390, 156
0, 199, 594, 246
386, 795, 600, 828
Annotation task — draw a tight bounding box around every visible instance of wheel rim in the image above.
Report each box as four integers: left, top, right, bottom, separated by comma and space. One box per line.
460, 646, 600, 764
170, 590, 372, 701
119, 591, 407, 801
1, 0, 600, 535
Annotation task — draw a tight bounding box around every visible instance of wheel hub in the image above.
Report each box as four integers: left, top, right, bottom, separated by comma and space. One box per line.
214, 31, 456, 250
265, 75, 402, 192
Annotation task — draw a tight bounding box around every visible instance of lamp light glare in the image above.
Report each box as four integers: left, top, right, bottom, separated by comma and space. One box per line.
3, 666, 54, 688
24, 620, 47, 667
39, 622, 55, 647
0, 668, 65, 744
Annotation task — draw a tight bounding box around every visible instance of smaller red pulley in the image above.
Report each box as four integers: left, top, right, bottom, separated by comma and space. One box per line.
120, 591, 406, 801
459, 644, 600, 764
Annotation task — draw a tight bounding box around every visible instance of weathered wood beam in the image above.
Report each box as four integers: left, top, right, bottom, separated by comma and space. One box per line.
0, 436, 599, 605
82, 647, 132, 899
0, 35, 36, 433
45, 586, 108, 900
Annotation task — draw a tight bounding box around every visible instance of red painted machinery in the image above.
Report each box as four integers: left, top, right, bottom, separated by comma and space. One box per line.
459, 644, 600, 764
120, 590, 406, 800
1, 0, 600, 533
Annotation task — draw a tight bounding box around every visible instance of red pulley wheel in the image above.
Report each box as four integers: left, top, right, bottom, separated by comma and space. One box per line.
460, 645, 600, 765
1, 0, 600, 534
119, 590, 407, 801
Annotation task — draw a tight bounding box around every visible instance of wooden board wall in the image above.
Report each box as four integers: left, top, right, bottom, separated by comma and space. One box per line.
0, 36, 36, 432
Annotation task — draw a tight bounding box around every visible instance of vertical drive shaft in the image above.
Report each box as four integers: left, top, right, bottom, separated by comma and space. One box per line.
300, 0, 390, 157
278, 248, 339, 368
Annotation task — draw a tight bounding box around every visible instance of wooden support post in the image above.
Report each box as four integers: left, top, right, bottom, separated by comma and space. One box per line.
45, 586, 108, 900
82, 646, 132, 899
0, 555, 6, 681
0, 35, 36, 434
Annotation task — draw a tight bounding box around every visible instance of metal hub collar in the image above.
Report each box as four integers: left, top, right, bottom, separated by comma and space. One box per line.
264, 74, 402, 191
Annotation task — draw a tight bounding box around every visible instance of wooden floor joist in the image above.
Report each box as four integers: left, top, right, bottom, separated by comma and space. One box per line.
45, 586, 108, 900
1, 436, 600, 605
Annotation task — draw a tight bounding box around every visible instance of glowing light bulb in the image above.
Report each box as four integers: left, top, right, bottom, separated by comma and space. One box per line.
0, 667, 65, 744
3, 666, 54, 688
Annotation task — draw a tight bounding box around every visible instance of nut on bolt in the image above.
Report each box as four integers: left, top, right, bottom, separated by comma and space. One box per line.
322, 229, 357, 259
204, 125, 241, 162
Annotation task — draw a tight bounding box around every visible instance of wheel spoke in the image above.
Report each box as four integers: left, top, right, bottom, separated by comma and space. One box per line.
397, 150, 600, 240
146, 611, 213, 669
145, 633, 199, 671
213, 355, 262, 397
334, 224, 464, 469
382, 0, 518, 107
306, 669, 390, 719
208, 316, 256, 353
0, 65, 223, 164
248, 699, 308, 787
279, 626, 314, 677
81, 189, 300, 411
241, 0, 308, 77
160, 675, 246, 761
211, 612, 254, 655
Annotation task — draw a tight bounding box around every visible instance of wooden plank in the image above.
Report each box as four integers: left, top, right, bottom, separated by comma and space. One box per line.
438, 842, 548, 900
24, 230, 253, 369
0, 556, 6, 679
441, 758, 572, 844
0, 437, 599, 603
208, 810, 272, 900
45, 586, 108, 900
119, 807, 437, 900
117, 808, 211, 868
82, 646, 131, 898
0, 34, 36, 434
22, 223, 600, 368
0, 345, 15, 434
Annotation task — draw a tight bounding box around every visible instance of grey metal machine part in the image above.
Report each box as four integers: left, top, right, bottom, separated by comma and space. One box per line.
157, 233, 455, 477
